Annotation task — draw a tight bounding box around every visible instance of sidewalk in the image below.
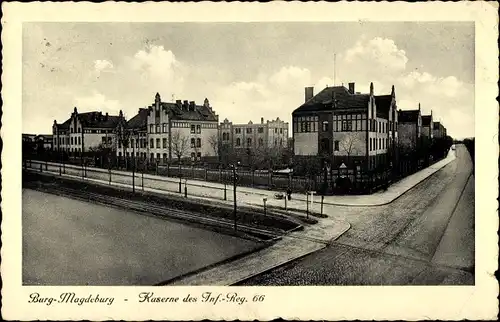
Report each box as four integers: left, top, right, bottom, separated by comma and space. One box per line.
30, 149, 455, 207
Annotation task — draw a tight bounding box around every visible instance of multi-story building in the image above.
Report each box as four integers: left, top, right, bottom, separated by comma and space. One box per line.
433, 121, 447, 139
397, 105, 423, 153
35, 134, 54, 151
52, 107, 123, 154
219, 116, 289, 166
117, 108, 149, 161
292, 82, 398, 170
118, 93, 219, 164
421, 111, 434, 140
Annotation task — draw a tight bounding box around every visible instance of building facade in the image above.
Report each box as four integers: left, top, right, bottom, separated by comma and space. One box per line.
421, 111, 434, 140
218, 116, 289, 166
397, 105, 423, 153
292, 82, 398, 170
433, 121, 447, 139
117, 93, 219, 165
52, 107, 122, 154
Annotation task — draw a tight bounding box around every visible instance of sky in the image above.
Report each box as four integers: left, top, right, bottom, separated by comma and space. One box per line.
23, 22, 474, 139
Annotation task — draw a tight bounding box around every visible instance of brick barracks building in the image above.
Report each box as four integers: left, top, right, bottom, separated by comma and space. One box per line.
52, 107, 123, 154
292, 82, 398, 171
116, 93, 219, 165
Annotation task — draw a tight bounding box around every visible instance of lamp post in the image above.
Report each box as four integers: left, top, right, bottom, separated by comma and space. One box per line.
184, 178, 188, 198
178, 162, 182, 193
263, 197, 267, 216
132, 136, 135, 193
232, 161, 240, 231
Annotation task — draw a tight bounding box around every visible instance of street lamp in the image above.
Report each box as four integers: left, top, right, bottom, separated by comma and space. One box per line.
232, 161, 240, 231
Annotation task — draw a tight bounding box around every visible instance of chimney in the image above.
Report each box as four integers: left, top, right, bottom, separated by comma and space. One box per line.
189, 101, 195, 111
348, 82, 355, 94
261, 117, 264, 124
305, 87, 314, 102
183, 100, 189, 110
176, 99, 182, 108
105, 112, 109, 121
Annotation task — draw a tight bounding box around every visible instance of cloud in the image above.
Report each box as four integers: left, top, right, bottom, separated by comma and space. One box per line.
74, 91, 122, 115
94, 59, 114, 76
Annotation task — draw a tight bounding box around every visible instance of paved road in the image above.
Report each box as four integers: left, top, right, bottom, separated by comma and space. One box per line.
241, 145, 474, 285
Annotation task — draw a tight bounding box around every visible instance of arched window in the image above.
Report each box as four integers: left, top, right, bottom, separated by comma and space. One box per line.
236, 138, 241, 146
247, 138, 252, 146
191, 152, 195, 161
191, 138, 195, 148
196, 138, 201, 148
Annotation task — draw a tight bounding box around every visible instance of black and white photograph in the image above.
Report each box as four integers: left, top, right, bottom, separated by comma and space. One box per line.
2, 2, 498, 321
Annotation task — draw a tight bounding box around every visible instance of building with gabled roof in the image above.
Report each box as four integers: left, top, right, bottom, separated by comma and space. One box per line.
118, 93, 219, 165
292, 82, 398, 171
421, 111, 434, 139
397, 104, 422, 153
52, 107, 124, 154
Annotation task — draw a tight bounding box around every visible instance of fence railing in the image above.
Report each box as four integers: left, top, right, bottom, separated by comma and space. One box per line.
23, 150, 449, 195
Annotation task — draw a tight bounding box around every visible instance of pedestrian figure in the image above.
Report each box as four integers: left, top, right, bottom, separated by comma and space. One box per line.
286, 187, 292, 200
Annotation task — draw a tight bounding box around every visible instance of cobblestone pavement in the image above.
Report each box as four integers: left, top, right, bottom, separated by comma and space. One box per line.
240, 145, 474, 285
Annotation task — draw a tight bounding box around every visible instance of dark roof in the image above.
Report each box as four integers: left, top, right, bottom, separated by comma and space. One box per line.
398, 110, 420, 123
78, 112, 121, 128
56, 119, 71, 130
375, 95, 392, 117
293, 86, 369, 114
422, 115, 432, 126
151, 102, 217, 122
127, 108, 148, 130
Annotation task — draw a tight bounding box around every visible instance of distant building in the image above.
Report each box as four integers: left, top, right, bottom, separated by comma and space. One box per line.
35, 134, 54, 151
118, 93, 219, 164
218, 117, 289, 167
292, 82, 398, 170
52, 107, 123, 154
22, 133, 37, 143
433, 121, 447, 139
421, 111, 434, 140
397, 105, 423, 153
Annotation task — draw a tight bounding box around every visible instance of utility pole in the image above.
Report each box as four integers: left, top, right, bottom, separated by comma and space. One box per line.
233, 162, 239, 231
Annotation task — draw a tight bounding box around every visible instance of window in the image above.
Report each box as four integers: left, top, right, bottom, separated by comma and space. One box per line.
196, 138, 201, 148
235, 128, 241, 134
150, 139, 154, 148
163, 153, 167, 163
191, 152, 195, 161
322, 121, 329, 132
258, 127, 263, 133
150, 153, 154, 161
280, 128, 283, 134
274, 128, 278, 133
258, 138, 263, 146
156, 153, 160, 161
369, 138, 372, 151
163, 138, 167, 149
78, 137, 81, 145
149, 124, 154, 133
274, 139, 278, 146
156, 124, 160, 134
126, 152, 130, 157
334, 140, 339, 151
78, 127, 81, 133
71, 128, 74, 133
236, 138, 241, 146
119, 152, 122, 157
196, 125, 201, 134
136, 139, 139, 148
71, 137, 74, 145
156, 138, 160, 149
197, 152, 201, 160
246, 128, 252, 134
247, 138, 252, 146
130, 139, 134, 148
280, 139, 283, 146
162, 123, 167, 133
342, 120, 352, 131
191, 138, 195, 148
191, 125, 196, 134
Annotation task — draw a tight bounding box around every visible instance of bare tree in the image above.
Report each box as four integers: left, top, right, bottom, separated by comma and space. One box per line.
207, 133, 219, 158
339, 134, 363, 166
171, 130, 189, 163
